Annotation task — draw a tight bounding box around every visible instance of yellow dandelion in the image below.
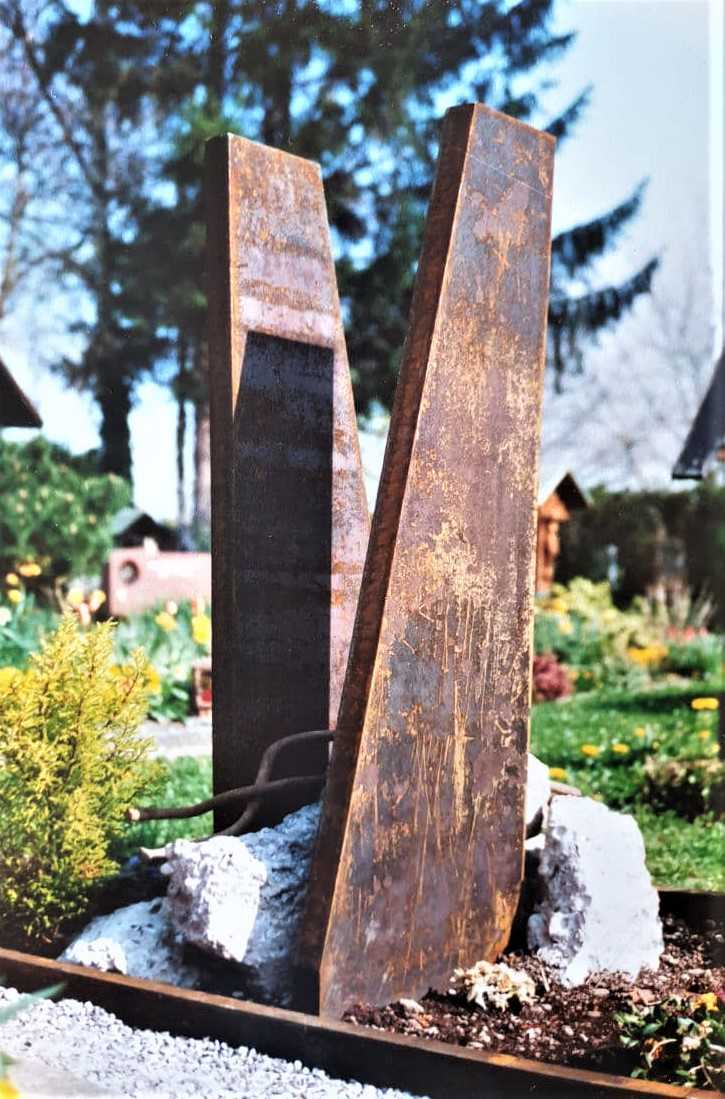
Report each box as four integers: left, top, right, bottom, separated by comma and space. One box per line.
7, 589, 23, 605
17, 561, 41, 577
0, 1076, 21, 1097
145, 666, 162, 694
191, 613, 212, 647
580, 743, 601, 758
66, 588, 85, 608
612, 742, 630, 755
634, 726, 646, 738
5, 572, 19, 587
691, 697, 719, 711
548, 766, 568, 782
155, 610, 177, 632
690, 992, 718, 1013
697, 730, 711, 741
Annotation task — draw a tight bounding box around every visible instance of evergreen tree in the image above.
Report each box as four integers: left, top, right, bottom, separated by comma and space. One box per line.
129, 0, 657, 531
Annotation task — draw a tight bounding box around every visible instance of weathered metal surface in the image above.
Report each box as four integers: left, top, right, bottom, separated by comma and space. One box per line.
0, 915, 715, 1099
297, 104, 555, 1016
205, 136, 369, 827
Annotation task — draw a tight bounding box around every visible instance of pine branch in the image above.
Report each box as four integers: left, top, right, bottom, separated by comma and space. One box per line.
552, 181, 649, 278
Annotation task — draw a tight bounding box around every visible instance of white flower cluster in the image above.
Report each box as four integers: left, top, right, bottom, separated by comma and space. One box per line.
449, 959, 536, 1011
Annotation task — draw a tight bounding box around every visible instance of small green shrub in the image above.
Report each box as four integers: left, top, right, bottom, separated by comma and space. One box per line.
644, 756, 725, 819
616, 993, 724, 1090
0, 615, 159, 945
112, 755, 213, 861
0, 436, 130, 606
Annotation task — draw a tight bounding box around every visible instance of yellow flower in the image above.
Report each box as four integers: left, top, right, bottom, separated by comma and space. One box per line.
88, 514, 97, 525
145, 666, 162, 694
7, 589, 22, 605
580, 743, 601, 758
627, 644, 668, 667
634, 726, 646, 738
0, 1076, 20, 1097
0, 666, 22, 692
612, 742, 630, 755
548, 766, 568, 782
690, 992, 718, 1013
88, 589, 107, 612
692, 697, 719, 711
18, 561, 41, 577
155, 611, 177, 632
5, 572, 19, 587
546, 598, 568, 614
67, 588, 85, 608
557, 617, 574, 635
191, 613, 212, 647
698, 730, 711, 741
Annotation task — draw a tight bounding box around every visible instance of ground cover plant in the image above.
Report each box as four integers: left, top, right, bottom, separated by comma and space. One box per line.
0, 615, 159, 948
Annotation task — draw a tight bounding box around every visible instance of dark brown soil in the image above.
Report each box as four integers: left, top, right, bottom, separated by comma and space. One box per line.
344, 915, 725, 1079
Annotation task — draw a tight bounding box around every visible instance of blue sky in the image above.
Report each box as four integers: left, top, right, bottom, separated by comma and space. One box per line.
2, 0, 720, 515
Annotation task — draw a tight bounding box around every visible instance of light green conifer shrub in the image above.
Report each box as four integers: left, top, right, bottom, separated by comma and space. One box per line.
0, 615, 158, 945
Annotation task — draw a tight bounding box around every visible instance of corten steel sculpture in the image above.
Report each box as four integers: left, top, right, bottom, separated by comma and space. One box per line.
205, 136, 369, 829
296, 104, 555, 1017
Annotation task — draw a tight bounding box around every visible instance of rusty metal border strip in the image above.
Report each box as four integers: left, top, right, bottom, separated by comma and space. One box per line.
0, 890, 719, 1099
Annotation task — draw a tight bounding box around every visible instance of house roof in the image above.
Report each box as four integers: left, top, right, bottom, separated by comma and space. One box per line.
672, 348, 725, 479
538, 461, 589, 510
0, 357, 42, 428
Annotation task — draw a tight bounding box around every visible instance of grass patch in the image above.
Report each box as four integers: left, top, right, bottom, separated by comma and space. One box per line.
531, 679, 723, 892
112, 755, 213, 862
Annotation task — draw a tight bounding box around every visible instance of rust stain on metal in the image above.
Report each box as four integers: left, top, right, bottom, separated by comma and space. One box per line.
205, 136, 369, 827
296, 104, 555, 1016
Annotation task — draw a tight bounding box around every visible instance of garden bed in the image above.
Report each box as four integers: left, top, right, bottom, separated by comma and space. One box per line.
0, 891, 721, 1098
345, 907, 724, 1086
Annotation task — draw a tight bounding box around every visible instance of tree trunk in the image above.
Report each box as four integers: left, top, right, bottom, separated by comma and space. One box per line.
193, 394, 212, 541
97, 374, 132, 478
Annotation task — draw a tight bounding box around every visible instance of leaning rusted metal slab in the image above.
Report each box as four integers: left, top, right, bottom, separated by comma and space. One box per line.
205, 136, 369, 828
297, 104, 555, 1016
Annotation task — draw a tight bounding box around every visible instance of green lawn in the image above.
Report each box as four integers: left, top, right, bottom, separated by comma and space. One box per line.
115, 680, 723, 892
531, 680, 724, 891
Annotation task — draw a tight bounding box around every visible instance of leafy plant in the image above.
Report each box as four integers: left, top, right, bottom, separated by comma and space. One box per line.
0, 437, 130, 606
644, 756, 725, 820
114, 600, 211, 721
0, 615, 159, 945
112, 755, 213, 860
616, 993, 724, 1089
532, 653, 573, 702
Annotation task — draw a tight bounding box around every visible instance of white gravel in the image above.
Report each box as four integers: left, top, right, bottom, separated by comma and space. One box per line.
0, 988, 426, 1099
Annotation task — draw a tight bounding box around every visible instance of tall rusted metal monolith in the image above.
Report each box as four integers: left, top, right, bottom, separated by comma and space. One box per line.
205, 136, 370, 829
296, 104, 555, 1017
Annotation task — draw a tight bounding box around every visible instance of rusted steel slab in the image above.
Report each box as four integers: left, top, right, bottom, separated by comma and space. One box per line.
205, 136, 369, 827
297, 104, 555, 1016
0, 945, 710, 1099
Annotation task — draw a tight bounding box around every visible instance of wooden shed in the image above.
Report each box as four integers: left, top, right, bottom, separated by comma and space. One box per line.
536, 465, 588, 593
0, 356, 42, 429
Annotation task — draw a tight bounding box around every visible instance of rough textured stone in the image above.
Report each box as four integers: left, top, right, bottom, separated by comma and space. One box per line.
525, 753, 551, 835
527, 796, 663, 984
60, 899, 200, 988
163, 802, 321, 1004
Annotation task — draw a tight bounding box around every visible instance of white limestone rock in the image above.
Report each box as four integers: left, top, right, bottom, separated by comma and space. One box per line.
60, 898, 200, 987
527, 796, 663, 985
525, 753, 551, 835
162, 801, 321, 1004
